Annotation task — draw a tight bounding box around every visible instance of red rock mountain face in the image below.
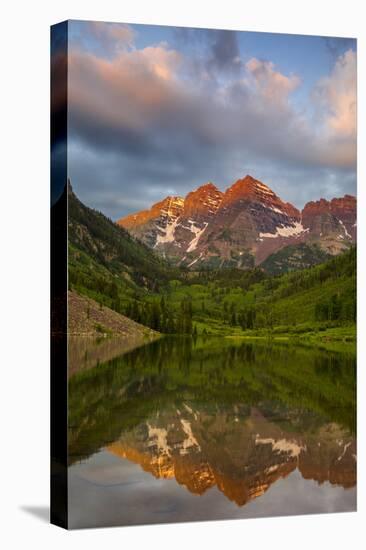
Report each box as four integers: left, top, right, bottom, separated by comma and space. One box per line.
302, 195, 357, 250
183, 182, 223, 221
117, 175, 356, 269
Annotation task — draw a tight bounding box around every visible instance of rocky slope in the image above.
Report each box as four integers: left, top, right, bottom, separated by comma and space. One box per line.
68, 290, 159, 339
118, 175, 356, 270
68, 290, 160, 376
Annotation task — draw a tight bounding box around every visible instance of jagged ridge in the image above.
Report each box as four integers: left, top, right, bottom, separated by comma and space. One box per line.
118, 175, 356, 270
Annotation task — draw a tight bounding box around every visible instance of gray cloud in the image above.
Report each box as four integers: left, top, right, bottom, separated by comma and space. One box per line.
67, 36, 356, 219
173, 27, 243, 77
69, 135, 356, 220
208, 30, 242, 73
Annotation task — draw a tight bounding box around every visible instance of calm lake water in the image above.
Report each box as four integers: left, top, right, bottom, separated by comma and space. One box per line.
68, 336, 356, 529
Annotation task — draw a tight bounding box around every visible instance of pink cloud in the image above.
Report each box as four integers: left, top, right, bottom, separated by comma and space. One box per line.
246, 57, 301, 105
69, 45, 183, 133
314, 49, 356, 139
85, 21, 135, 54
68, 40, 356, 171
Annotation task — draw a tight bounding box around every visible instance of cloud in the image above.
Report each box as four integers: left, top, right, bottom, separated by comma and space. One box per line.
71, 21, 135, 57
89, 21, 134, 46
323, 37, 356, 62
69, 139, 356, 220
246, 58, 301, 105
68, 45, 183, 151
173, 27, 243, 80
208, 30, 242, 73
313, 49, 356, 138
67, 30, 356, 218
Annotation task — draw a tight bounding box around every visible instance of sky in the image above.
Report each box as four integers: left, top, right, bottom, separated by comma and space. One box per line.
65, 20, 357, 219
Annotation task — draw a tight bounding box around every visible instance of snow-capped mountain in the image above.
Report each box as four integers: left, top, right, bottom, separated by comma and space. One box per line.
117, 175, 356, 269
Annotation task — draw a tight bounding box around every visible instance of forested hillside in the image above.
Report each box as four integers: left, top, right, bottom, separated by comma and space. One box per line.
260, 243, 332, 275
168, 246, 356, 337
68, 183, 179, 292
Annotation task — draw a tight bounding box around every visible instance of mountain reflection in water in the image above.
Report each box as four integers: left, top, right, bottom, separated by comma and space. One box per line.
68, 336, 356, 528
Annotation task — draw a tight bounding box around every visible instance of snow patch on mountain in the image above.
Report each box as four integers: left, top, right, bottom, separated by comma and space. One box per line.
147, 424, 171, 456
255, 435, 305, 458
339, 219, 351, 239
180, 419, 201, 455
337, 442, 352, 462
155, 217, 180, 246
260, 222, 308, 239
187, 253, 203, 268
269, 206, 285, 214
187, 222, 208, 252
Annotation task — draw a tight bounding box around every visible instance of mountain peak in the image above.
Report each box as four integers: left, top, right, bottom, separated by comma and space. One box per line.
186, 181, 220, 196
183, 182, 223, 219
198, 181, 218, 191
231, 174, 272, 191
242, 174, 261, 184
117, 194, 184, 230
223, 175, 275, 204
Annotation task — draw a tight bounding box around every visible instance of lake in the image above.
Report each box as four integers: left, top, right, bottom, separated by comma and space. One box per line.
68, 336, 356, 528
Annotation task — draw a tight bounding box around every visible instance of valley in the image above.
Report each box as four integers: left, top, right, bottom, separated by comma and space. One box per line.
68, 180, 356, 344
